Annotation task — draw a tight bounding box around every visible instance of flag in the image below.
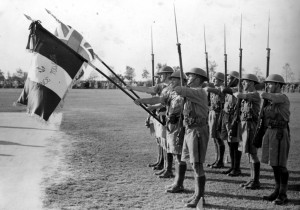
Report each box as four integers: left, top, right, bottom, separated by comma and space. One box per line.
16, 21, 86, 121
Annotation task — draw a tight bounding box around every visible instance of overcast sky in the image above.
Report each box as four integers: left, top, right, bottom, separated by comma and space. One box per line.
0, 0, 299, 81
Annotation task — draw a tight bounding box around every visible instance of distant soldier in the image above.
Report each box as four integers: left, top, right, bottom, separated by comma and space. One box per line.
260, 74, 290, 205
206, 72, 226, 169
173, 68, 209, 208
134, 70, 185, 181
234, 74, 261, 190
220, 71, 242, 176
127, 66, 174, 174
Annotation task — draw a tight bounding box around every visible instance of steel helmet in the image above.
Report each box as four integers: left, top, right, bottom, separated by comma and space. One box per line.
157, 66, 174, 74
227, 71, 239, 79
185, 68, 208, 81
265, 74, 285, 84
213, 72, 225, 81
241, 73, 259, 84
169, 70, 187, 80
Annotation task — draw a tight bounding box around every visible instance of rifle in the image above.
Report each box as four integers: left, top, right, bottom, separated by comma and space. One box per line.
224, 24, 228, 87
151, 24, 155, 86
253, 13, 271, 148
204, 25, 211, 105
230, 14, 243, 138
173, 3, 185, 145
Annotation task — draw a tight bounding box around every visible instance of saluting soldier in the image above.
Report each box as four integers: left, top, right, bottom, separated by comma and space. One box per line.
234, 74, 261, 190
127, 66, 174, 173
173, 68, 209, 208
260, 74, 290, 205
221, 71, 242, 176
206, 72, 226, 169
134, 70, 185, 180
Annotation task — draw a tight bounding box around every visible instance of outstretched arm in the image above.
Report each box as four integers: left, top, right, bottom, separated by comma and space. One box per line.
134, 96, 161, 106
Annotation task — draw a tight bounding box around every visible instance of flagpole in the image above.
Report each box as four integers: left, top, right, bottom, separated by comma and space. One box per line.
94, 54, 142, 99
29, 20, 163, 126
87, 61, 163, 125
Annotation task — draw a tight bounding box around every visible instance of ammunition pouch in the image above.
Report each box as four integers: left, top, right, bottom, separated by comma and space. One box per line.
184, 116, 207, 128
265, 119, 288, 129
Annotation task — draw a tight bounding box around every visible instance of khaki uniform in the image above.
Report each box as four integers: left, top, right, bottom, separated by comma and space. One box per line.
178, 87, 209, 163
236, 91, 261, 154
261, 94, 290, 167
221, 92, 239, 142
152, 83, 171, 150
208, 86, 225, 138
161, 89, 184, 154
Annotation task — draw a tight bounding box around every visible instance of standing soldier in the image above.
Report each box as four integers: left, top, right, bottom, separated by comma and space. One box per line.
127, 66, 174, 174
173, 68, 209, 208
206, 72, 226, 169
260, 74, 290, 205
234, 74, 261, 189
221, 71, 242, 176
134, 70, 186, 182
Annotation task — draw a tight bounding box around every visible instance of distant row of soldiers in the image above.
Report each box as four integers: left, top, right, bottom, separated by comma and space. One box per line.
126, 66, 291, 208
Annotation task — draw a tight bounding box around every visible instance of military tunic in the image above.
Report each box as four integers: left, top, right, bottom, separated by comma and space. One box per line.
152, 83, 170, 150
235, 91, 261, 154
176, 87, 209, 163
261, 94, 290, 167
208, 86, 225, 139
221, 89, 239, 142
161, 89, 184, 154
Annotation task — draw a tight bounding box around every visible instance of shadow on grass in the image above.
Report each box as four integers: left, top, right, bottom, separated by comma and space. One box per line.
0, 125, 57, 131
204, 203, 265, 210
0, 140, 44, 148
207, 178, 244, 185
0, 154, 13, 156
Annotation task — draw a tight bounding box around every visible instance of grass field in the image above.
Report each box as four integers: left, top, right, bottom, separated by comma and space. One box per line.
1, 89, 299, 210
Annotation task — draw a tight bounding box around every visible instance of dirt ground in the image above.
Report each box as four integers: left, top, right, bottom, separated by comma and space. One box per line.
0, 89, 299, 210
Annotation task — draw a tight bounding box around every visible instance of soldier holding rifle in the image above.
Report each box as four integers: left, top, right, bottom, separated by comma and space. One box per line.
234, 74, 261, 190
260, 74, 290, 205
206, 72, 226, 169
173, 68, 209, 208
221, 71, 243, 177
127, 66, 174, 175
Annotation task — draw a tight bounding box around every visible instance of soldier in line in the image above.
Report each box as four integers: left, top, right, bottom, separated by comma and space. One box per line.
233, 74, 261, 190
134, 70, 186, 184
220, 71, 242, 176
173, 68, 209, 208
127, 66, 174, 176
145, 72, 163, 168
206, 72, 226, 169
260, 74, 290, 205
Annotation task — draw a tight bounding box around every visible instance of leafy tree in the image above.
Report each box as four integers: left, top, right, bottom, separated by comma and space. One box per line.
124, 66, 135, 81
281, 63, 295, 83
208, 60, 218, 81
173, 66, 180, 72
0, 69, 5, 80
253, 67, 265, 82
142, 68, 150, 79
88, 71, 99, 81
156, 63, 167, 71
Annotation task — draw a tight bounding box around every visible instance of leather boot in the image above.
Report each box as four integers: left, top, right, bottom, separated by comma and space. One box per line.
228, 149, 242, 177
211, 144, 225, 168
273, 184, 288, 205
166, 163, 186, 193
148, 145, 161, 167
153, 148, 164, 170
222, 143, 234, 174
263, 167, 280, 201
159, 153, 174, 178
185, 176, 206, 208
245, 162, 260, 189
206, 138, 218, 167
240, 163, 253, 187
273, 169, 289, 205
